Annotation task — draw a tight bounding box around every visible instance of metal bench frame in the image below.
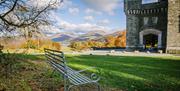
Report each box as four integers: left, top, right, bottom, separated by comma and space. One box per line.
44, 48, 101, 91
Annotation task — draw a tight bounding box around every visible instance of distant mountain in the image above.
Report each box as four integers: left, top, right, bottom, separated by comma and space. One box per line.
94, 30, 126, 42
50, 30, 126, 44
52, 34, 72, 42
105, 31, 124, 36
51, 33, 76, 42
86, 30, 107, 36
71, 30, 107, 41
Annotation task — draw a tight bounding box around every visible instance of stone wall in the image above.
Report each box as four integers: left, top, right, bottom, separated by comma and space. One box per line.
166, 0, 180, 54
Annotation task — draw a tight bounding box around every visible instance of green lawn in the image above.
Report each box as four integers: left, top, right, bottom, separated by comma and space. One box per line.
66, 55, 180, 91
0, 54, 180, 91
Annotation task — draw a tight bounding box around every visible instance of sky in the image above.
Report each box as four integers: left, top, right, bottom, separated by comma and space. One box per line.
46, 0, 126, 35
0, 0, 159, 36
49, 0, 158, 35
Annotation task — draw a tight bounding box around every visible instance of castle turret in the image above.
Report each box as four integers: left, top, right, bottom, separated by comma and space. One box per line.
124, 0, 142, 13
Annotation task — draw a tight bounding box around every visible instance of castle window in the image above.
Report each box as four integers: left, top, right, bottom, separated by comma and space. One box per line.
142, 0, 158, 4
152, 17, 158, 24
144, 17, 149, 25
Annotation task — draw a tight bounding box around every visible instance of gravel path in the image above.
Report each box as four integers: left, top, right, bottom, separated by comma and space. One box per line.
64, 50, 180, 57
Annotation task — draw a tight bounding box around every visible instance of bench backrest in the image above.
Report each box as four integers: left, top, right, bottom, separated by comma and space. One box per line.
44, 48, 67, 75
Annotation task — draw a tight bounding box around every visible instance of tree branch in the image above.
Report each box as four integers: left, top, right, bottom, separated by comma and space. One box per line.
0, 0, 6, 5
0, 0, 64, 35
2, 0, 18, 17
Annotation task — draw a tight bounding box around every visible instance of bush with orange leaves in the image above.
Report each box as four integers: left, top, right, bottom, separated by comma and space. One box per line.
105, 31, 126, 47
115, 31, 126, 47
52, 42, 61, 50
105, 36, 116, 47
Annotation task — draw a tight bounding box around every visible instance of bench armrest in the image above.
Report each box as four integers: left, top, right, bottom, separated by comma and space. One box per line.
78, 67, 100, 82
70, 67, 100, 82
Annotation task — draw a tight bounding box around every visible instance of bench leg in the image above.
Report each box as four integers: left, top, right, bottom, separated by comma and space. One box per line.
64, 76, 68, 91
94, 83, 101, 91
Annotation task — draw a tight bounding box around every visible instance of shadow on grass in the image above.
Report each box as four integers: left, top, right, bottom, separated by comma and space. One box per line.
66, 55, 180, 91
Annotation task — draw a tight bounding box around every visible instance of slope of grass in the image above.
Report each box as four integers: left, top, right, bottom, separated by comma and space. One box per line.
0, 54, 180, 91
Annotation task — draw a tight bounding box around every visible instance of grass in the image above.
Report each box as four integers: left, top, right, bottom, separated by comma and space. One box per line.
0, 54, 180, 91
66, 55, 180, 91
0, 53, 63, 91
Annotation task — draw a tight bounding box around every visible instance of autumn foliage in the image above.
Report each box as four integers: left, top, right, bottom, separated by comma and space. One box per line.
69, 31, 126, 50
69, 41, 105, 51
115, 31, 126, 47
105, 36, 116, 47
0, 38, 61, 52
21, 39, 61, 51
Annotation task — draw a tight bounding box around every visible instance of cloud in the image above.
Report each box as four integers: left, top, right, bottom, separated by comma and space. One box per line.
59, 21, 110, 34
84, 16, 94, 21
49, 11, 63, 25
82, 0, 122, 15
97, 19, 110, 25
41, 25, 62, 34
68, 7, 79, 15
85, 8, 102, 15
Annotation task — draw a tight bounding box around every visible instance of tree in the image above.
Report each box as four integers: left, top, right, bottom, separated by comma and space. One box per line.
0, 0, 63, 36
115, 31, 126, 47
105, 36, 116, 47
115, 36, 121, 47
52, 42, 61, 50
87, 40, 105, 48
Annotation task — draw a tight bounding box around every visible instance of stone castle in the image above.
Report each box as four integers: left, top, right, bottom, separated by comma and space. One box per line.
124, 0, 180, 53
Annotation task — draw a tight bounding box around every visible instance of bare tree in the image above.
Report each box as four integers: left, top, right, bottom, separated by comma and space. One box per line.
0, 0, 63, 36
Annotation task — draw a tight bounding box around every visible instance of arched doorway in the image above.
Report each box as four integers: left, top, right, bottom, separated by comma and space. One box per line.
139, 29, 162, 50
143, 34, 158, 49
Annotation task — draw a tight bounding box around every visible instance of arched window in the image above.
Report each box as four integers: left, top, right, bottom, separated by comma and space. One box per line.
142, 0, 158, 4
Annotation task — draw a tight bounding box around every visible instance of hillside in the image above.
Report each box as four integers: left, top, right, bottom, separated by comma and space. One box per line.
51, 30, 126, 44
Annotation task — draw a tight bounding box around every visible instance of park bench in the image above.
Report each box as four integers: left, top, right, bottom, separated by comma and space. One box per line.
44, 48, 101, 91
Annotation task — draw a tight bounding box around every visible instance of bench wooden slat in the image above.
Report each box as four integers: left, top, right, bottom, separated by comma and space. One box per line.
44, 48, 64, 54
45, 53, 64, 63
69, 73, 91, 85
66, 67, 92, 85
50, 61, 66, 75
45, 50, 64, 59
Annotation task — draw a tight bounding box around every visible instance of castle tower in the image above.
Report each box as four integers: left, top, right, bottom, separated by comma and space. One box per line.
124, 0, 168, 52
124, 0, 142, 51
